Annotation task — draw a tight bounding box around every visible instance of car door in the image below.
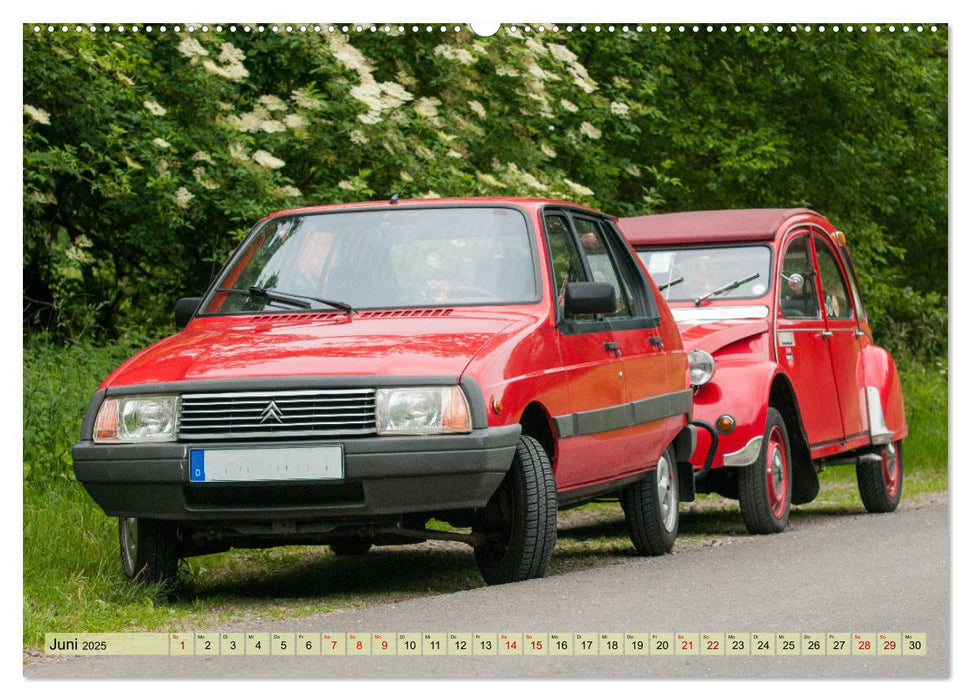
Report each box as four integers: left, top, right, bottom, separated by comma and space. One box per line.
775, 229, 844, 448
543, 211, 629, 488
812, 232, 868, 443
590, 218, 687, 473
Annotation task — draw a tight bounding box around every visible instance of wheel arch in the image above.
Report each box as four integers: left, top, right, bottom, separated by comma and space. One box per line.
518, 401, 556, 469
768, 373, 818, 505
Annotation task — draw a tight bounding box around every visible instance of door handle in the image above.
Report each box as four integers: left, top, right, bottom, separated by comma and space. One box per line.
854, 329, 865, 338
649, 336, 664, 351
821, 331, 833, 339
604, 341, 622, 358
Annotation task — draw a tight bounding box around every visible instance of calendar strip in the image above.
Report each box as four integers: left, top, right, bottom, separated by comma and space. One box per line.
42, 632, 927, 657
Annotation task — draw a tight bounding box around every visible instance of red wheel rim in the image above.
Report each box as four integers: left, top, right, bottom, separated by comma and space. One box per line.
882, 442, 901, 498
765, 426, 789, 518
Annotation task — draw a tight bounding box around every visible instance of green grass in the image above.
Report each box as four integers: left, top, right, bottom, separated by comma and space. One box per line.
22, 341, 948, 651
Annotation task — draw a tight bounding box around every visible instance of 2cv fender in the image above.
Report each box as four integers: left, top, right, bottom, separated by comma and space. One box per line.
861, 343, 907, 445
689, 352, 819, 507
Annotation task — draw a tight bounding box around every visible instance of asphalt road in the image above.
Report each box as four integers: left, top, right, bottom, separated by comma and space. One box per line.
25, 497, 949, 679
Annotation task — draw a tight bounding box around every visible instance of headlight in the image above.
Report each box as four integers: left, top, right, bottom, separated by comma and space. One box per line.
93, 395, 179, 443
688, 349, 716, 387
375, 386, 472, 435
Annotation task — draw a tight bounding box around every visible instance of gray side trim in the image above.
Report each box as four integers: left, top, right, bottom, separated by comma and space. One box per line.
556, 472, 648, 507
553, 389, 692, 439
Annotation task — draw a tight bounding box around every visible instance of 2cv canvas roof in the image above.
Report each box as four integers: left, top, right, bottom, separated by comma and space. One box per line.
619, 208, 818, 247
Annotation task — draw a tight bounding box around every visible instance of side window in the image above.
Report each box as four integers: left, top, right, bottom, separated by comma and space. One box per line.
603, 220, 658, 320
779, 235, 820, 319
838, 245, 868, 321
573, 218, 634, 319
814, 235, 855, 320
544, 214, 588, 316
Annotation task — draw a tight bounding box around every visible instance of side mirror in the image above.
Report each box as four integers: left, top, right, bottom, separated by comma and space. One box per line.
174, 297, 202, 327
783, 272, 805, 287
564, 282, 616, 316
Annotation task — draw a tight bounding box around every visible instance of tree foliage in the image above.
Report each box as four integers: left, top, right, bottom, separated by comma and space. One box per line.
23, 24, 947, 357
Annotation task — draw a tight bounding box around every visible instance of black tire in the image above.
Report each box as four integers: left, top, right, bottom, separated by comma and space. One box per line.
621, 445, 679, 555
473, 435, 557, 585
119, 517, 180, 585
738, 408, 793, 534
857, 440, 903, 513
329, 537, 373, 556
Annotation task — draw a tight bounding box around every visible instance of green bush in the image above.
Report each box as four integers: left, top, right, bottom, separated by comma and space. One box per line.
897, 356, 948, 479
22, 336, 158, 485
24, 26, 947, 357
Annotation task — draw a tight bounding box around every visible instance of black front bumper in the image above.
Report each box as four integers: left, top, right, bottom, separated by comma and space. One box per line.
72, 426, 521, 523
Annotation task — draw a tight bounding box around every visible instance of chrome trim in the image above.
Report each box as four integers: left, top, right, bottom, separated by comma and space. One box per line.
866, 386, 893, 445
672, 306, 770, 322
723, 435, 763, 467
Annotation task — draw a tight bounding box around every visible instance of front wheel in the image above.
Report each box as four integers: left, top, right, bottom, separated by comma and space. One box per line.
738, 408, 792, 534
119, 517, 180, 585
621, 446, 679, 555
857, 440, 903, 513
473, 435, 557, 585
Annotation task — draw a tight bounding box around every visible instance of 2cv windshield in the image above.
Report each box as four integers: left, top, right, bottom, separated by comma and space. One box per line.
203, 207, 538, 314
637, 245, 773, 303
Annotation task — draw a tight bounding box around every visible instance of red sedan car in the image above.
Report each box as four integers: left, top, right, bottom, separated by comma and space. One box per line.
620, 209, 907, 533
74, 198, 696, 586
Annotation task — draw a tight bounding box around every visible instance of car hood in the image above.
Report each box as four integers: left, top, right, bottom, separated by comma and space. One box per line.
103, 310, 534, 387
676, 319, 770, 355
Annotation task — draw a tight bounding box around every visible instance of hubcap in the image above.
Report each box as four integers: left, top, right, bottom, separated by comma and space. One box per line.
883, 442, 900, 497
121, 517, 138, 575
772, 451, 784, 493
656, 455, 678, 532
765, 426, 788, 518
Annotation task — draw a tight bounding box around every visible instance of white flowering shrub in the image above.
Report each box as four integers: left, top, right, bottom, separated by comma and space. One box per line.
23, 25, 947, 353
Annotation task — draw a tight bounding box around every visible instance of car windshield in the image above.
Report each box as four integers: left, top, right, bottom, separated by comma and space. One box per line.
637, 245, 772, 303
203, 207, 537, 314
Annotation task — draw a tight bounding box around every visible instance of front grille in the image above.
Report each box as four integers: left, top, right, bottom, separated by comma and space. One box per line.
178, 389, 376, 440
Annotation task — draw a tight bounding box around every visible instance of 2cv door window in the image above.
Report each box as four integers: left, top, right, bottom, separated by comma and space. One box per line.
779, 235, 821, 320
813, 235, 855, 320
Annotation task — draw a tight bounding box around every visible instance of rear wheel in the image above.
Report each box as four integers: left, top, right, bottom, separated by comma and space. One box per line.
621, 446, 679, 555
473, 435, 557, 585
857, 440, 903, 513
738, 408, 792, 534
119, 517, 180, 585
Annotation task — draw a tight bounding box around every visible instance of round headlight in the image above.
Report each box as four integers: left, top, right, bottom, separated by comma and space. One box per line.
688, 349, 716, 387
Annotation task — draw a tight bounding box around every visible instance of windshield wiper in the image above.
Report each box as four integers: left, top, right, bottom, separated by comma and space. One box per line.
217, 287, 355, 314
694, 273, 760, 307
658, 276, 684, 292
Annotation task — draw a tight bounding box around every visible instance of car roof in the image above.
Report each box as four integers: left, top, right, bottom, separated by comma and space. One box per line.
619, 208, 819, 246
263, 197, 604, 222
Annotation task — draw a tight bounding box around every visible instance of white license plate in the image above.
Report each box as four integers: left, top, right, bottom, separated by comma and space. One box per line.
189, 446, 344, 482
